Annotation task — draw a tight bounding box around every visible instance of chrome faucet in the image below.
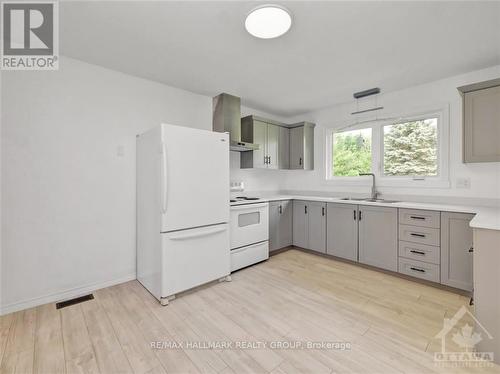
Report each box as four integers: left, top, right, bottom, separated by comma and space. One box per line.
359, 173, 378, 199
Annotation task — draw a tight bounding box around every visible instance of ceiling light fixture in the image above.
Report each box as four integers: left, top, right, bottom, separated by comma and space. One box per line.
245, 5, 292, 39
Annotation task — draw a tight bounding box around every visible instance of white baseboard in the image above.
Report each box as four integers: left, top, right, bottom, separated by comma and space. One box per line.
0, 273, 136, 315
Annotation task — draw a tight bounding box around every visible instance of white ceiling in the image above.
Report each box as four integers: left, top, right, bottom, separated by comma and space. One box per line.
60, 1, 500, 117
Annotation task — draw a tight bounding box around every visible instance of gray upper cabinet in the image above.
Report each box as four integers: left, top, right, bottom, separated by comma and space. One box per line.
278, 126, 290, 169
289, 122, 314, 170
358, 206, 398, 272
245, 119, 267, 169
459, 79, 500, 163
241, 116, 289, 169
269, 200, 293, 252
266, 124, 280, 169
326, 203, 358, 261
440, 212, 474, 291
292, 200, 326, 253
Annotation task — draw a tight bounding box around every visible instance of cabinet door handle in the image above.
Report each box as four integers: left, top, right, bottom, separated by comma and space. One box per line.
358, 211, 362, 221
410, 267, 426, 273
299, 157, 302, 166
410, 216, 426, 220
268, 156, 271, 164
410, 250, 425, 256
410, 233, 426, 238
353, 210, 357, 221
279, 205, 282, 214
304, 205, 307, 214
322, 207, 325, 216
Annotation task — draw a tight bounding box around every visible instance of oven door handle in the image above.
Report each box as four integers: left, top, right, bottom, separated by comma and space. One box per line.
231, 202, 268, 211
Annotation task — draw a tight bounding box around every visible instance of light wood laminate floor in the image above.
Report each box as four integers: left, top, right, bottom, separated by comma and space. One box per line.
1, 249, 498, 374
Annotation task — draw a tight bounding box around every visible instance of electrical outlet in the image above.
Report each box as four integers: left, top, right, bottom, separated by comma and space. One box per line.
117, 145, 125, 157
230, 181, 244, 192
456, 177, 471, 189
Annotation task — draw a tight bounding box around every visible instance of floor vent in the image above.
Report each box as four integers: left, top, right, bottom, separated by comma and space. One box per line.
56, 294, 94, 309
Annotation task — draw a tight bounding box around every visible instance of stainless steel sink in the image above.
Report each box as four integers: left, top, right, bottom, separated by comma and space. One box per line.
340, 197, 399, 203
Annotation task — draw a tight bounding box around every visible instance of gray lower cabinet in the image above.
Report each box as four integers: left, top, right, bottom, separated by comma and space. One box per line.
326, 203, 358, 261
292, 200, 326, 253
358, 206, 398, 272
287, 201, 473, 289
292, 201, 308, 249
307, 202, 327, 253
269, 200, 293, 252
440, 212, 474, 291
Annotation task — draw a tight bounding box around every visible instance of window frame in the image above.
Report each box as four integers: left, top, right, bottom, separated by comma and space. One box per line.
325, 107, 450, 188
329, 126, 374, 178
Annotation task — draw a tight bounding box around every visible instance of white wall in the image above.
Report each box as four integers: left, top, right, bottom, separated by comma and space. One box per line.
1, 56, 214, 314
282, 65, 500, 202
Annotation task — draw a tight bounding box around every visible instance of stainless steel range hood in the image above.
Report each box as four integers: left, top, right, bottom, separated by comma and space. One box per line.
213, 93, 259, 152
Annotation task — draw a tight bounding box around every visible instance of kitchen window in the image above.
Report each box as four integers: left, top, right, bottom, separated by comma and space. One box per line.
331, 128, 372, 176
326, 109, 449, 187
383, 118, 438, 177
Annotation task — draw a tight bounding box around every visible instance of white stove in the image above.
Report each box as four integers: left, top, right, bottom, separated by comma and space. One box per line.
229, 196, 269, 271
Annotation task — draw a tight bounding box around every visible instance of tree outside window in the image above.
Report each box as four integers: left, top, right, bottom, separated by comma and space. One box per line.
383, 118, 438, 176
332, 128, 372, 176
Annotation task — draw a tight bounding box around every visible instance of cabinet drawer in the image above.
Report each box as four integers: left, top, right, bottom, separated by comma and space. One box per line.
399, 209, 440, 228
398, 258, 440, 283
399, 241, 440, 265
399, 224, 440, 246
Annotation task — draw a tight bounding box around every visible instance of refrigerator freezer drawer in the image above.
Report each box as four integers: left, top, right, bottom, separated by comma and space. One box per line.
161, 224, 230, 298
231, 241, 269, 272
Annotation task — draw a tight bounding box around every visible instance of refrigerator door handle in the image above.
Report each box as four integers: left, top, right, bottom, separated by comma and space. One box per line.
161, 142, 168, 214
167, 225, 227, 240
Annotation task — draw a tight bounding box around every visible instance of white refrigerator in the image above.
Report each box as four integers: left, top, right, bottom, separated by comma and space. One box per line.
136, 123, 230, 305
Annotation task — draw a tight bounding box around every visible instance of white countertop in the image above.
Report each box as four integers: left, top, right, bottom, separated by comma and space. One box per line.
232, 194, 500, 231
